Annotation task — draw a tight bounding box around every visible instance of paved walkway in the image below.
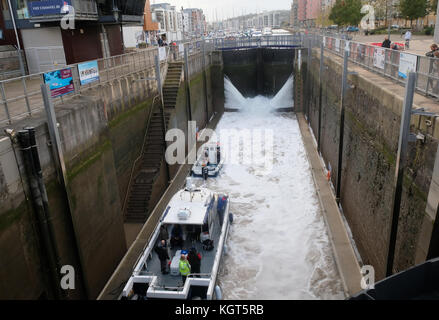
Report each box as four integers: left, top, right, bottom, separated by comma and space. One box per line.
352, 34, 436, 56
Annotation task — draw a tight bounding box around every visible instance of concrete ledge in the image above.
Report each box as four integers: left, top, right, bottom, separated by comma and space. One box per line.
297, 112, 363, 297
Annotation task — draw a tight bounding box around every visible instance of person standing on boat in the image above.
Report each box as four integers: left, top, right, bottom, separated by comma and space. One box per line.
188, 247, 202, 277
202, 164, 209, 180
179, 254, 191, 284
170, 224, 183, 249
155, 240, 170, 274
159, 225, 169, 242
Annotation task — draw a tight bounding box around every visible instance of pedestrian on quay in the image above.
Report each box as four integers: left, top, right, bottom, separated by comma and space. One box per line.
382, 37, 391, 49
426, 44, 439, 57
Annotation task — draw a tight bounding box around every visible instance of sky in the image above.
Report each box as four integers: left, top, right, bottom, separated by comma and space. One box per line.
150, 0, 292, 22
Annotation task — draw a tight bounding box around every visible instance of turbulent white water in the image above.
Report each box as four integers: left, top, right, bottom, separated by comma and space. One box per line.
199, 77, 345, 300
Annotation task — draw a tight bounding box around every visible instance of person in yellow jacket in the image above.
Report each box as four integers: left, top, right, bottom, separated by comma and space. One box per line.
179, 254, 191, 284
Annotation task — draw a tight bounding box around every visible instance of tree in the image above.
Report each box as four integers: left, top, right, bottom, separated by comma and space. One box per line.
399, 0, 429, 27
329, 0, 364, 26
431, 0, 438, 13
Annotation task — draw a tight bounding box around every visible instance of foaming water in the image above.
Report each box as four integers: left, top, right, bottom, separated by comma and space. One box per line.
224, 76, 247, 109
271, 75, 294, 108
199, 78, 345, 299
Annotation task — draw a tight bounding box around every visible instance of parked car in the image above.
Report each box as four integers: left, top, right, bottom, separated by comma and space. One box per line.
346, 26, 359, 32
391, 24, 400, 29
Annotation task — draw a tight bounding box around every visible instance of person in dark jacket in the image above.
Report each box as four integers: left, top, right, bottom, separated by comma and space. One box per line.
187, 247, 201, 277
159, 225, 169, 242
426, 44, 439, 57
155, 240, 170, 274
170, 224, 183, 249
382, 37, 391, 49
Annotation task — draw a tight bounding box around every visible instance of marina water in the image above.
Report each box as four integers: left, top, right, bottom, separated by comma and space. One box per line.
200, 77, 346, 299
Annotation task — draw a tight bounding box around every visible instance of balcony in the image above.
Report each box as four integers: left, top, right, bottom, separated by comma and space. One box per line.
98, 0, 146, 24
28, 0, 98, 22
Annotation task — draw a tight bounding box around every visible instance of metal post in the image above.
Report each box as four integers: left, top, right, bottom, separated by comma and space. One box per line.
336, 50, 349, 204
387, 0, 392, 41
184, 47, 192, 121
306, 37, 311, 125
435, 3, 439, 43
386, 72, 416, 277
22, 77, 31, 115
1, 82, 11, 124
155, 54, 171, 185
318, 42, 324, 153
41, 84, 89, 298
202, 39, 209, 126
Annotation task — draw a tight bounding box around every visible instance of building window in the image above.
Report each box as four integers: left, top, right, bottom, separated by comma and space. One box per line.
2, 0, 29, 20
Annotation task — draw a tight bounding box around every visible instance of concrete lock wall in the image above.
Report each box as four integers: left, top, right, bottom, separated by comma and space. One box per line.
0, 64, 151, 299
298, 48, 439, 280
0, 50, 222, 299
167, 51, 224, 178
222, 48, 295, 98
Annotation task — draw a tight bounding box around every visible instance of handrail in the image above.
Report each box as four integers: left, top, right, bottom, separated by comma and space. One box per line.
315, 34, 439, 99
122, 95, 160, 215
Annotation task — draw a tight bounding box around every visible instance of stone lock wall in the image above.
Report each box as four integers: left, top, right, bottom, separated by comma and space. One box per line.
300, 48, 439, 280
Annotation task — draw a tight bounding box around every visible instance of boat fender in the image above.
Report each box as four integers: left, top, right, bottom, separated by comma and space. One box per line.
223, 244, 228, 255
214, 285, 223, 300
229, 213, 234, 224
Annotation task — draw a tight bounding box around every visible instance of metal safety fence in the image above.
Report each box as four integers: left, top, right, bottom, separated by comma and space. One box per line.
0, 39, 214, 125
2, 33, 437, 125
306, 34, 439, 100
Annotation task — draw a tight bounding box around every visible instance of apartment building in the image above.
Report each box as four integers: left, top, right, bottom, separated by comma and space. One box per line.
151, 3, 183, 42
1, 0, 147, 74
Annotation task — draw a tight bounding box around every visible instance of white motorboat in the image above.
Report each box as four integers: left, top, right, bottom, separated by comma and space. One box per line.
120, 178, 232, 300
191, 141, 224, 178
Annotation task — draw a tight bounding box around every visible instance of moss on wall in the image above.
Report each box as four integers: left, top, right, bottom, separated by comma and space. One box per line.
67, 139, 112, 183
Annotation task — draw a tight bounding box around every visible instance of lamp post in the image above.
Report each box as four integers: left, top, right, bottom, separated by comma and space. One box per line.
387, 0, 392, 41
434, 1, 439, 43
181, 7, 186, 42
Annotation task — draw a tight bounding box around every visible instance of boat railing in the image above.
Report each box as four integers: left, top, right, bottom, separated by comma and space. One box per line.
188, 273, 212, 278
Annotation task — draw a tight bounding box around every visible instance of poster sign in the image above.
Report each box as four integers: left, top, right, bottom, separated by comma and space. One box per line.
179, 44, 185, 54
323, 37, 326, 47
373, 47, 385, 69
78, 60, 99, 85
298, 50, 302, 71
158, 47, 167, 61
43, 68, 74, 98
398, 53, 417, 79
29, 0, 71, 17
335, 39, 341, 52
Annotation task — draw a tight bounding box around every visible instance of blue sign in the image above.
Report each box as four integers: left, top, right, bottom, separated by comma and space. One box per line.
78, 61, 100, 85
29, 0, 71, 17
43, 68, 74, 98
